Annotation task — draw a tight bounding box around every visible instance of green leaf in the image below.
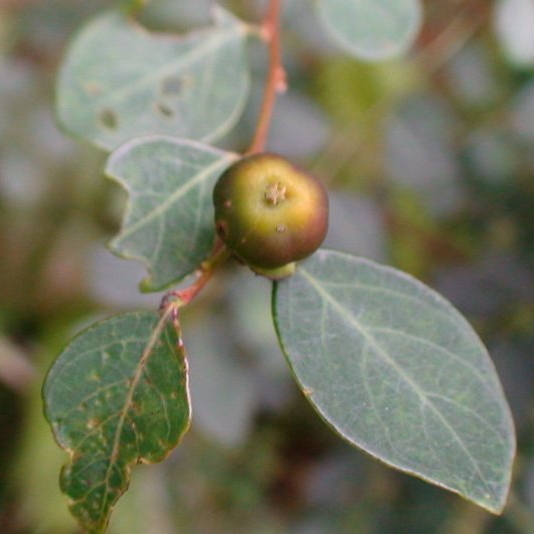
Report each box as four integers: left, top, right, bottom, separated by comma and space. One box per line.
272, 250, 515, 513
43, 311, 191, 533
56, 7, 250, 151
316, 0, 423, 61
105, 136, 238, 291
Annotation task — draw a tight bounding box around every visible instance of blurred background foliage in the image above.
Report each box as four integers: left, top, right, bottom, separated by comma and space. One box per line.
1, 0, 534, 532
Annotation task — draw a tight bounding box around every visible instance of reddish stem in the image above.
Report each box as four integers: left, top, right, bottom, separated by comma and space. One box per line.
247, 0, 286, 154
161, 242, 231, 313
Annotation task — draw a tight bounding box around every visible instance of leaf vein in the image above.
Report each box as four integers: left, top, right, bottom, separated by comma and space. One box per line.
300, 268, 495, 496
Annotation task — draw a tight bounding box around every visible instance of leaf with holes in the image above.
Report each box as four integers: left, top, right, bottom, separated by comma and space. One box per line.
272, 250, 515, 513
105, 136, 238, 290
316, 0, 423, 61
56, 6, 250, 151
43, 311, 191, 533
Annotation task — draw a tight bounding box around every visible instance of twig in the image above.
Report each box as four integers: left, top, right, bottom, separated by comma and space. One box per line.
247, 0, 286, 154
160, 242, 231, 313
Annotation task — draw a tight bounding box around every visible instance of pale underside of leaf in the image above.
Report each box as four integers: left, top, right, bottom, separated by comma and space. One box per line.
316, 0, 423, 61
56, 6, 250, 151
43, 311, 191, 532
273, 249, 515, 513
105, 136, 238, 290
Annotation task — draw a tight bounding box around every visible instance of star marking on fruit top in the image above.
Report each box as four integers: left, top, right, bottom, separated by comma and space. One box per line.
264, 181, 286, 205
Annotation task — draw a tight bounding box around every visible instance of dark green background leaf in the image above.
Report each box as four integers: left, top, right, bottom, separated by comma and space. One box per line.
56, 7, 250, 151
316, 0, 423, 61
43, 311, 191, 533
105, 136, 238, 291
273, 250, 515, 513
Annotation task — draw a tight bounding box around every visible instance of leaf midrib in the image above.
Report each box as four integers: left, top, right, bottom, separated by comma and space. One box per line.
299, 266, 496, 500
99, 310, 177, 523
87, 23, 244, 110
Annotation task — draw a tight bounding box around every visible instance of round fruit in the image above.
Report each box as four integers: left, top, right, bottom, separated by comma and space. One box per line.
213, 153, 329, 278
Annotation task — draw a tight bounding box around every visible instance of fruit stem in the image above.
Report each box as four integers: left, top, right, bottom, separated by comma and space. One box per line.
160, 241, 231, 313
247, 0, 286, 155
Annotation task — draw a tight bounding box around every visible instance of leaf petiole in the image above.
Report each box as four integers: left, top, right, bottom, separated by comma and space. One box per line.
160, 241, 231, 313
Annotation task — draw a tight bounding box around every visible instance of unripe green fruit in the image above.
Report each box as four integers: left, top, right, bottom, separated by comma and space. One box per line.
213, 153, 329, 278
